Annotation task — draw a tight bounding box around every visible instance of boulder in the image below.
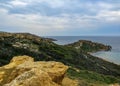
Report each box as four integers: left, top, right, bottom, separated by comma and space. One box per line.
0, 55, 68, 86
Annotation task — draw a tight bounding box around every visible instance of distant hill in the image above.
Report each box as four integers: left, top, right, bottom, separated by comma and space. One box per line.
66, 40, 112, 52
0, 32, 120, 85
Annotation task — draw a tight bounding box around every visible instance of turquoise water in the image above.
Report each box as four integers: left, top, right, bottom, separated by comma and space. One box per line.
92, 51, 120, 65
48, 36, 120, 65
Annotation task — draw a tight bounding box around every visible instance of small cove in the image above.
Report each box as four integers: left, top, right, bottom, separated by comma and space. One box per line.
48, 36, 120, 65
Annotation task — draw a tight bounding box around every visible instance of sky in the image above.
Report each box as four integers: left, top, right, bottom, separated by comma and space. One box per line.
0, 0, 120, 36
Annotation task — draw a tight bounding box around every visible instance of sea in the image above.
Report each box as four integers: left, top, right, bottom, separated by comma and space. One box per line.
47, 36, 120, 65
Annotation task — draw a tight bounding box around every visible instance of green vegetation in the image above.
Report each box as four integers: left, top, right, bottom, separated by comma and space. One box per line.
67, 68, 120, 85
0, 32, 120, 85
66, 40, 112, 52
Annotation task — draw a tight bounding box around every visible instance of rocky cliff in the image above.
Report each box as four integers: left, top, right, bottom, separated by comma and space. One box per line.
0, 56, 77, 86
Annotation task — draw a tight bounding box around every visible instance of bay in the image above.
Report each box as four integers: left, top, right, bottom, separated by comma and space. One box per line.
47, 36, 120, 65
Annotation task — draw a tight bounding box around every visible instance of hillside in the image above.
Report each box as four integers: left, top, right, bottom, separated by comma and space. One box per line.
65, 40, 112, 52
0, 32, 120, 85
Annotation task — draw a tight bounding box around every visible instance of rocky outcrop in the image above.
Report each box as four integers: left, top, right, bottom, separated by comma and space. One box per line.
0, 56, 69, 86
66, 40, 112, 52
62, 77, 78, 86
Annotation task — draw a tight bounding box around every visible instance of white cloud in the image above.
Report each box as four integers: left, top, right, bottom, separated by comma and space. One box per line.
0, 8, 98, 35
0, 6, 120, 35
9, 0, 65, 8
96, 10, 120, 22
0, 0, 120, 35
9, 0, 28, 7
0, 8, 68, 35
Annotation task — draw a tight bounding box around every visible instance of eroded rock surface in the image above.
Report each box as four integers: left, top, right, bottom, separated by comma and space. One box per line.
0, 56, 69, 86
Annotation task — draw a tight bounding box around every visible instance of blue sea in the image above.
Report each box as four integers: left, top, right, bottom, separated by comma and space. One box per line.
48, 36, 120, 65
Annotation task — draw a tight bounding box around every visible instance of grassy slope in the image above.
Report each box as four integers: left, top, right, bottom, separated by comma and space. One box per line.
67, 68, 120, 86
0, 32, 120, 85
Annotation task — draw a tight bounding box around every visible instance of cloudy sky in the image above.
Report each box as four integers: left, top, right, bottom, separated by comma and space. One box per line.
0, 0, 120, 36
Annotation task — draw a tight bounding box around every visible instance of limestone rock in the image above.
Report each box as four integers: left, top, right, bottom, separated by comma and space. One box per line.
0, 55, 68, 86
62, 77, 78, 86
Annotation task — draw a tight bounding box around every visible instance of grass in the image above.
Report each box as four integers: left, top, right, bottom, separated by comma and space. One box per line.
67, 68, 120, 85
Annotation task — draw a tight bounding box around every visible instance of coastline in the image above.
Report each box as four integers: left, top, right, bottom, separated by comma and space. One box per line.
0, 32, 120, 85
90, 51, 120, 65
50, 37, 120, 65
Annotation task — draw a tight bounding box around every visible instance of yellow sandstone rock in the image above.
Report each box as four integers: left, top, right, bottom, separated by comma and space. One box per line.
0, 55, 70, 86
62, 77, 78, 86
